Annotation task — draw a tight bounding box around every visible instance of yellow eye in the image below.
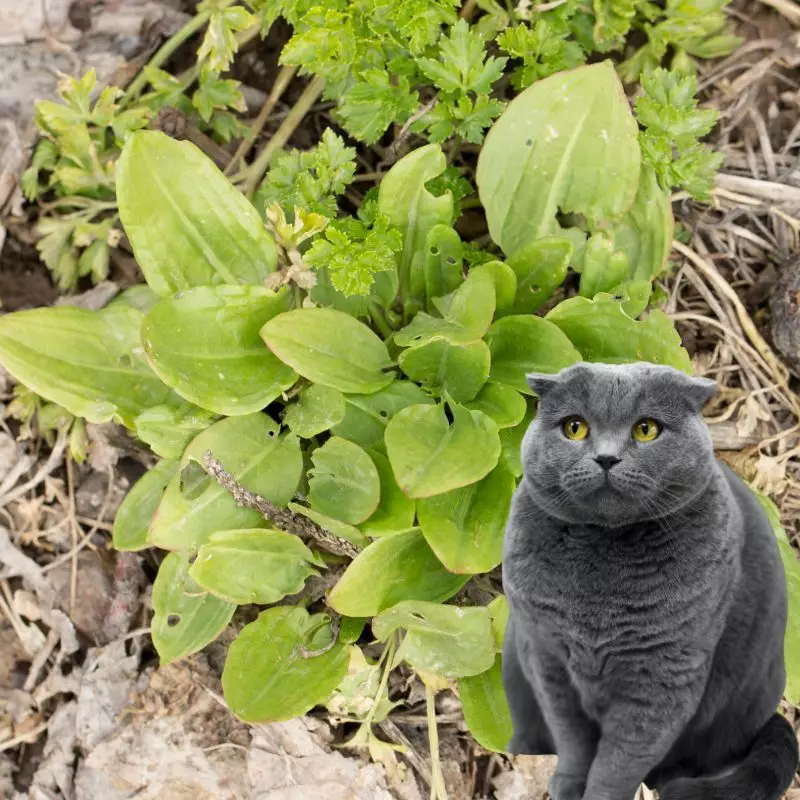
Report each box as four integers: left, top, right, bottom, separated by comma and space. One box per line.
632, 418, 661, 442
563, 417, 590, 441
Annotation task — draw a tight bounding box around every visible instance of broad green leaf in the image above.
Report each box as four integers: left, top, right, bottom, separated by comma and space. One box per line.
498, 400, 536, 477
143, 286, 297, 416
109, 284, 159, 314
753, 490, 800, 704
579, 233, 629, 299
223, 607, 348, 722
284, 384, 345, 438
360, 451, 416, 536
466, 383, 527, 429
328, 528, 469, 617
261, 308, 394, 394
546, 296, 691, 372
308, 437, 380, 525
612, 164, 674, 282
149, 414, 302, 550
395, 267, 495, 347
458, 661, 513, 753
151, 551, 236, 665
506, 238, 572, 313
288, 503, 370, 550
112, 459, 178, 551
117, 130, 277, 295
373, 601, 495, 678
339, 617, 367, 644
612, 280, 652, 319
385, 402, 501, 498
424, 225, 463, 312
417, 465, 515, 573
0, 305, 175, 427
477, 61, 640, 255
486, 315, 582, 395
189, 528, 322, 604
399, 339, 490, 403
332, 381, 434, 450
134, 403, 217, 459
378, 144, 454, 311
488, 595, 510, 648
471, 260, 516, 317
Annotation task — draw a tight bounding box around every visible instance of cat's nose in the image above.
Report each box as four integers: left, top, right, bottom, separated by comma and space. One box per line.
594, 455, 621, 471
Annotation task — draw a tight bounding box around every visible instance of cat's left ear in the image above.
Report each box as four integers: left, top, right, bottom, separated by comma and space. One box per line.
679, 375, 717, 411
527, 372, 562, 397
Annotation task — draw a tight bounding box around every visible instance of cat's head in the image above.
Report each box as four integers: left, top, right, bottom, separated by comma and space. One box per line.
521, 362, 716, 527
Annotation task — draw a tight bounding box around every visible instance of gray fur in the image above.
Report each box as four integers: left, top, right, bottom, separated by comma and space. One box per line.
502, 362, 798, 800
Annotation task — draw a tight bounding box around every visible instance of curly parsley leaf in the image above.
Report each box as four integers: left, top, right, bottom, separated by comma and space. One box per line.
425, 95, 504, 144
197, 3, 256, 72
498, 21, 586, 88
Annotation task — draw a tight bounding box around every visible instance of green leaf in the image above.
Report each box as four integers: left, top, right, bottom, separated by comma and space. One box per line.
373, 601, 495, 678
505, 237, 572, 313
395, 267, 495, 347
223, 607, 349, 722
134, 404, 216, 459
546, 296, 691, 372
465, 383, 527, 429
261, 308, 394, 394
117, 130, 277, 295
458, 661, 513, 753
378, 144, 454, 312
477, 61, 641, 255
328, 529, 469, 617
0, 305, 176, 427
486, 315, 582, 394
385, 401, 501, 498
332, 381, 435, 450
149, 414, 302, 550
611, 164, 674, 281
288, 503, 370, 550
424, 225, 464, 312
471, 260, 517, 317
417, 465, 515, 573
578, 233, 629, 298
151, 551, 236, 665
360, 451, 416, 536
399, 339, 490, 403
612, 280, 653, 319
112, 459, 178, 551
488, 594, 510, 648
308, 437, 381, 525
143, 286, 296, 416
284, 384, 345, 438
752, 490, 800, 705
189, 528, 322, 604
498, 400, 536, 478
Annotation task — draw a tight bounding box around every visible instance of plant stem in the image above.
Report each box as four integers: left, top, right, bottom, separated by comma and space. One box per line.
363, 634, 397, 729
226, 64, 298, 175
369, 303, 393, 340
446, 136, 462, 166
426, 684, 448, 800
240, 74, 327, 195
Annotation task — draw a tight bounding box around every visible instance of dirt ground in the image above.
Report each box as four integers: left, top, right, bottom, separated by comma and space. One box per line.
0, 0, 799, 798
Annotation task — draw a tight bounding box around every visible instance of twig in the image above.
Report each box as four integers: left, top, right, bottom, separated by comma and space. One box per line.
386, 99, 437, 163
202, 451, 361, 558
715, 173, 800, 205
378, 718, 433, 788
0, 721, 48, 753
754, 0, 800, 25
426, 684, 449, 800
226, 64, 298, 175
0, 431, 68, 510
64, 455, 79, 617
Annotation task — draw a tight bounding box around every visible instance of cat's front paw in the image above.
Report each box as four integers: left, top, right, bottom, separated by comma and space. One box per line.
548, 773, 586, 800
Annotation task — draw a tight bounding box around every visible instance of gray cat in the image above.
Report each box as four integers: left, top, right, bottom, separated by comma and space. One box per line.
502, 361, 798, 800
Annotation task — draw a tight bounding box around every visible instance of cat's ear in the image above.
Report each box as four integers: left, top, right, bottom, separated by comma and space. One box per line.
679, 375, 717, 410
527, 372, 562, 396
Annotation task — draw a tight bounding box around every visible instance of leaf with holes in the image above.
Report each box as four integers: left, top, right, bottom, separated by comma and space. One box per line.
360, 451, 416, 536
189, 529, 323, 605
332, 381, 434, 450
113, 459, 178, 551
546, 296, 691, 372
486, 315, 581, 395
117, 130, 276, 295
399, 339, 490, 403
506, 237, 572, 313
143, 285, 297, 416
223, 607, 349, 722
385, 401, 501, 498
261, 308, 394, 394
372, 601, 495, 678
148, 413, 302, 550
328, 528, 469, 617
308, 437, 381, 525
424, 224, 463, 311
284, 384, 345, 438
417, 465, 515, 573
151, 551, 236, 665
477, 61, 640, 255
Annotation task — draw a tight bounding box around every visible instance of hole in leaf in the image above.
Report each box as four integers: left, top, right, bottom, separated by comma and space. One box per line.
267, 430, 276, 438
444, 405, 455, 424
530, 285, 541, 293
525, 138, 532, 146
378, 410, 389, 419
118, 354, 134, 368
166, 614, 181, 627
180, 461, 211, 501
413, 335, 422, 341
430, 246, 440, 255
446, 257, 456, 265
612, 295, 623, 301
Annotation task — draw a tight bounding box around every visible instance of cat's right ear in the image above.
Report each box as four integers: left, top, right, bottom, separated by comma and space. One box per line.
527, 373, 562, 396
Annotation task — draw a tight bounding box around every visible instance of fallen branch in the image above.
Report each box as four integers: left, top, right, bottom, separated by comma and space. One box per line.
202, 451, 361, 559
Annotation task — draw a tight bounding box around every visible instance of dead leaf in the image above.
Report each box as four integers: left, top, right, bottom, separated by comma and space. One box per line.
752, 452, 788, 495
493, 755, 556, 800
50, 549, 113, 641
735, 394, 770, 439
